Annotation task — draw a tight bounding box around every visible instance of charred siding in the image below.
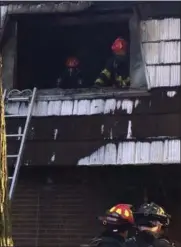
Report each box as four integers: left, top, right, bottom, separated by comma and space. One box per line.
5, 89, 181, 166
5, 89, 181, 117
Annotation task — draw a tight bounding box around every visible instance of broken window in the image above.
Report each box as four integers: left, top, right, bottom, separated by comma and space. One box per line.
16, 13, 132, 90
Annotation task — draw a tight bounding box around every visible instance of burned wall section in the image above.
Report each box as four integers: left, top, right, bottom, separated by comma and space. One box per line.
5, 88, 181, 166
2, 21, 17, 90
11, 166, 181, 247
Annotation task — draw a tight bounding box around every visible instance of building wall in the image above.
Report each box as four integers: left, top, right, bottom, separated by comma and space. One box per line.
6, 89, 181, 167
12, 166, 181, 247
141, 18, 181, 89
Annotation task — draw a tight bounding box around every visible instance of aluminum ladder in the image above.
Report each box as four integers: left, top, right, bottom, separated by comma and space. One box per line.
4, 88, 37, 200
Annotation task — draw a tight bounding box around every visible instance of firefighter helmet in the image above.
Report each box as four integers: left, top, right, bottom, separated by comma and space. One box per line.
99, 204, 134, 228
66, 57, 79, 68
134, 202, 170, 226
111, 37, 127, 53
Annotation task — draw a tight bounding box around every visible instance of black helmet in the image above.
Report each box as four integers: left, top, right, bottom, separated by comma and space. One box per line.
134, 202, 170, 227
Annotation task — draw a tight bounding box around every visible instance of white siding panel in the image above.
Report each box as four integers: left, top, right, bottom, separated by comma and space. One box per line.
5, 98, 141, 117
47, 100, 62, 116
77, 140, 181, 165
141, 18, 181, 88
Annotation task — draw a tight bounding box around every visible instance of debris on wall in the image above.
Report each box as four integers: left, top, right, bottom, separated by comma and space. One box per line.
167, 91, 177, 97
51, 153, 56, 162
140, 18, 181, 88
53, 129, 58, 140
77, 139, 181, 165
17, 126, 22, 140
126, 120, 132, 139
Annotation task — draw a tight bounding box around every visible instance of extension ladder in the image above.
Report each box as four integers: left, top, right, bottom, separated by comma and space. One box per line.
4, 88, 37, 200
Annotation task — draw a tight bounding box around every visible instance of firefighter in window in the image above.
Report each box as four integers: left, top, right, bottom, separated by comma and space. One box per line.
84, 204, 134, 247
56, 57, 83, 89
94, 37, 130, 88
126, 202, 174, 247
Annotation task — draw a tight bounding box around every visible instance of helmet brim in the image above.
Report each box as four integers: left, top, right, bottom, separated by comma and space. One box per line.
133, 212, 170, 226
98, 215, 133, 226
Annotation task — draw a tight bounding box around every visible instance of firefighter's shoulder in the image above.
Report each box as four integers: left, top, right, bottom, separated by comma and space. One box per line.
81, 236, 124, 247
154, 238, 175, 247
81, 237, 107, 247
124, 237, 137, 247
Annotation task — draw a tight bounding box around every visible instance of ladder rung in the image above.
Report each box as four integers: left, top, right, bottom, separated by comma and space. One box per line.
6, 134, 23, 138
7, 155, 18, 158
5, 114, 26, 118
7, 97, 30, 102
8, 177, 13, 180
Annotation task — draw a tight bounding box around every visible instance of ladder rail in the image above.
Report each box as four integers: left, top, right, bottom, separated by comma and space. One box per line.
8, 87, 37, 200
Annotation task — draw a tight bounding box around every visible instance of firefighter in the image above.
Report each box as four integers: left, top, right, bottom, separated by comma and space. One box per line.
84, 204, 134, 247
94, 37, 130, 88
56, 57, 83, 89
126, 202, 174, 247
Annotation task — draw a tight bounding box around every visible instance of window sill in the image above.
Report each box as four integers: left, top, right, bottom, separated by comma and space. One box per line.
36, 87, 150, 101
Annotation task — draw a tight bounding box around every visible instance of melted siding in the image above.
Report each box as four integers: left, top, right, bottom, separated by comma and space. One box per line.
140, 18, 181, 89
5, 98, 140, 117
77, 140, 181, 165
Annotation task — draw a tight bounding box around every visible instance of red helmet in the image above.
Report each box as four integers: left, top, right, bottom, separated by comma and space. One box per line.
99, 204, 134, 227
111, 38, 127, 53
66, 57, 79, 68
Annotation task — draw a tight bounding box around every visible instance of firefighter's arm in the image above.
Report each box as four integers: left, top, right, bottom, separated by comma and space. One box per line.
95, 68, 111, 86
95, 59, 112, 86
156, 239, 174, 247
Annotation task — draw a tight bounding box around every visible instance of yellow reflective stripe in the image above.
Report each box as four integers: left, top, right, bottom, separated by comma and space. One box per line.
116, 76, 130, 86
124, 77, 130, 84
102, 69, 111, 79
157, 207, 165, 216
109, 206, 116, 212
116, 76, 123, 82
124, 209, 130, 217
95, 78, 104, 85
122, 80, 127, 86
116, 208, 122, 215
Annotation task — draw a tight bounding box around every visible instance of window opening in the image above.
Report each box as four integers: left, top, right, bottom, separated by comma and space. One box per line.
17, 14, 130, 91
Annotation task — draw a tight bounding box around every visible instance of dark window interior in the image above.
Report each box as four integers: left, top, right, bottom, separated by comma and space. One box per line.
17, 14, 130, 90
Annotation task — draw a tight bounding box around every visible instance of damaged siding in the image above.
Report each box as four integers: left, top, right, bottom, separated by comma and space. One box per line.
5, 98, 140, 116
78, 140, 181, 165
5, 88, 181, 166
140, 18, 181, 88
5, 88, 179, 117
